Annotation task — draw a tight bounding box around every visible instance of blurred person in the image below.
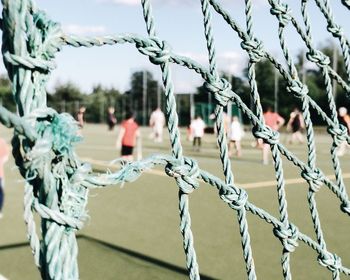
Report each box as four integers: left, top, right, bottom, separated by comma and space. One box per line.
116, 111, 140, 161
149, 107, 165, 143
286, 108, 305, 144
262, 106, 285, 165
229, 116, 244, 158
190, 115, 206, 152
107, 106, 117, 131
210, 111, 230, 137
337, 107, 350, 156
187, 121, 193, 142
210, 111, 230, 149
77, 106, 86, 128
0, 138, 10, 219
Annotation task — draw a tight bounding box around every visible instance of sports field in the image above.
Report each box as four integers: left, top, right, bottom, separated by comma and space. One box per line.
0, 124, 349, 280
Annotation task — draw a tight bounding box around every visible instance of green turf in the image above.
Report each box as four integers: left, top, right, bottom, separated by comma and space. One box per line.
0, 124, 349, 279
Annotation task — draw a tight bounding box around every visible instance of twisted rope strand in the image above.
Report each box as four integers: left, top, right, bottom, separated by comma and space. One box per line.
1, 0, 350, 279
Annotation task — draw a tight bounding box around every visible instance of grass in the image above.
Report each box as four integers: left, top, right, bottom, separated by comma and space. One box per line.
0, 123, 349, 279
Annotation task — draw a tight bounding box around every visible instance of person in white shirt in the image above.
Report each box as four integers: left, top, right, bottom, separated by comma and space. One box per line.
149, 108, 165, 143
190, 115, 206, 152
229, 116, 244, 157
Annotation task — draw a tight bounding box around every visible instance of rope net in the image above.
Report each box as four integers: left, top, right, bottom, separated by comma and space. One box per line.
0, 0, 350, 279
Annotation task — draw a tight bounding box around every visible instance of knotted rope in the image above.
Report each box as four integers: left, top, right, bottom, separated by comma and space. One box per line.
0, 0, 350, 279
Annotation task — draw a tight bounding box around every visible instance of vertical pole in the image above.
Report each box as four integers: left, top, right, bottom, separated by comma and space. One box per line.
177, 94, 181, 126
274, 67, 279, 113
190, 93, 195, 120
122, 95, 125, 120
157, 82, 161, 108
332, 42, 338, 100
143, 70, 147, 126
75, 101, 79, 116
61, 100, 66, 112
208, 84, 212, 119
100, 100, 104, 123
302, 50, 306, 85
227, 75, 232, 120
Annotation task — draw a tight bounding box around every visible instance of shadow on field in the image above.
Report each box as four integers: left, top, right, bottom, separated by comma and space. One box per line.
0, 241, 29, 250
0, 236, 217, 280
78, 235, 217, 280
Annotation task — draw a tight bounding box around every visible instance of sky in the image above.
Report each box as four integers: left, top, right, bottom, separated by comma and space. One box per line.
0, 0, 349, 94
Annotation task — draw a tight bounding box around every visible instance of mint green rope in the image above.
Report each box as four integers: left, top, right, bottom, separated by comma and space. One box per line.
1, 0, 350, 279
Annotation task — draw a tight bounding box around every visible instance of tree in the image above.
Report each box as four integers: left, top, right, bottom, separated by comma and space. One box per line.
0, 75, 16, 112
315, 42, 349, 110
295, 41, 350, 123
48, 82, 84, 117
84, 85, 122, 123
125, 71, 160, 124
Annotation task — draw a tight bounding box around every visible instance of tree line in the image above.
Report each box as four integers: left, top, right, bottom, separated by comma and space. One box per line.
0, 42, 348, 126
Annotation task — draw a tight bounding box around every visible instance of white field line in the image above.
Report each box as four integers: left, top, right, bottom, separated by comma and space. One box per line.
0, 274, 9, 280
82, 157, 350, 189
77, 144, 342, 155
239, 173, 350, 189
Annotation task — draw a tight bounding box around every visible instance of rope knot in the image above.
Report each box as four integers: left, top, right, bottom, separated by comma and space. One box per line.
165, 157, 200, 194
287, 80, 309, 99
270, 2, 292, 27
318, 253, 342, 272
306, 50, 330, 66
33, 11, 63, 58
204, 78, 233, 107
117, 160, 154, 184
3, 52, 57, 72
30, 109, 81, 154
241, 37, 265, 63
252, 125, 280, 145
342, 0, 350, 9
220, 187, 248, 210
22, 109, 81, 180
301, 168, 323, 192
327, 124, 348, 146
273, 223, 299, 253
137, 38, 172, 65
3, 10, 62, 72
327, 24, 343, 38
340, 201, 350, 216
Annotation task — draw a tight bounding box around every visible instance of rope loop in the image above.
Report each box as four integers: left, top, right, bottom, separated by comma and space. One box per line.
33, 199, 84, 230
318, 252, 342, 272
342, 0, 350, 9
270, 2, 292, 27
240, 37, 265, 63
340, 201, 350, 216
327, 124, 348, 146
26, 109, 81, 155
220, 186, 248, 211
252, 125, 280, 145
273, 223, 299, 253
32, 10, 63, 58
165, 157, 200, 194
306, 50, 330, 66
287, 80, 309, 99
137, 37, 172, 65
327, 23, 344, 38
204, 77, 233, 107
3, 51, 57, 72
301, 168, 323, 192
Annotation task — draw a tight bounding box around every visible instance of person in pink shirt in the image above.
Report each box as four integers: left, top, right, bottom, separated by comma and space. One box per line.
262, 106, 285, 165
116, 111, 140, 161
190, 115, 206, 152
76, 106, 86, 128
0, 138, 10, 218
